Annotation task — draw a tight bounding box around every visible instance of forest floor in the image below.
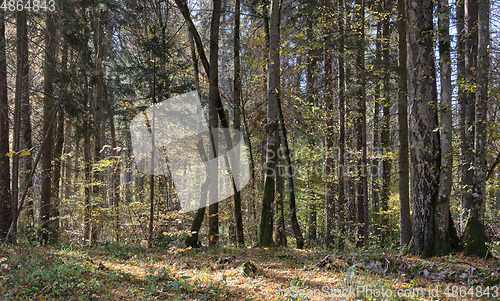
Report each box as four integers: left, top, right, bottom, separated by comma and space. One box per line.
1, 242, 499, 300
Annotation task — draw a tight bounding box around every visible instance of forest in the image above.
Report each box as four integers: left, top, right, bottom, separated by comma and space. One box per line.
0, 0, 500, 299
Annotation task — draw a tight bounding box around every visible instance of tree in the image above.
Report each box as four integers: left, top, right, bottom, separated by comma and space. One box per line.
233, 0, 245, 246
380, 0, 392, 243
406, 0, 441, 257
208, 0, 223, 247
397, 0, 411, 249
0, 11, 10, 240
436, 0, 453, 254
354, 0, 368, 247
40, 11, 58, 244
463, 0, 489, 257
258, 0, 280, 247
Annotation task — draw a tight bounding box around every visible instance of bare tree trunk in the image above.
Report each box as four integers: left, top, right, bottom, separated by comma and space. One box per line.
397, 0, 412, 248
372, 17, 381, 241
406, 0, 441, 257
258, 0, 280, 247
456, 0, 467, 231
208, 0, 222, 247
40, 11, 58, 244
233, 0, 244, 246
380, 0, 392, 244
460, 0, 478, 228
324, 0, 335, 248
435, 0, 453, 255
463, 0, 489, 258
0, 11, 11, 240
17, 9, 32, 227
337, 0, 346, 249
355, 0, 368, 247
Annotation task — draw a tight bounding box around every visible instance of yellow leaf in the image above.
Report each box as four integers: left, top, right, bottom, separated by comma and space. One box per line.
20, 150, 31, 157
5, 151, 15, 157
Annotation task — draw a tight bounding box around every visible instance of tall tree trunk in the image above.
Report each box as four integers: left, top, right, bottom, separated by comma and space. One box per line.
337, 0, 346, 249
40, 11, 58, 244
17, 10, 32, 226
0, 11, 11, 240
233, 0, 244, 246
354, 0, 368, 247
406, 0, 441, 257
463, 0, 489, 258
372, 18, 381, 241
208, 0, 222, 247
397, 0, 412, 248
460, 0, 478, 228
436, 0, 453, 255
456, 0, 467, 231
258, 0, 280, 247
324, 0, 335, 248
380, 0, 392, 244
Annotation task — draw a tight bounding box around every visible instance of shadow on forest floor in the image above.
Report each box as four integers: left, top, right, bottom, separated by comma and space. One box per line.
0, 242, 499, 300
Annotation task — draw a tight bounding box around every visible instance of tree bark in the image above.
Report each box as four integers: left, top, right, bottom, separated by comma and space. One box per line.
208, 0, 222, 248
397, 0, 412, 249
380, 0, 392, 244
324, 0, 335, 248
460, 0, 478, 228
337, 0, 346, 249
39, 11, 58, 244
233, 0, 244, 246
436, 0, 453, 255
406, 0, 441, 257
463, 0, 489, 258
355, 0, 368, 248
0, 11, 10, 240
258, 0, 280, 247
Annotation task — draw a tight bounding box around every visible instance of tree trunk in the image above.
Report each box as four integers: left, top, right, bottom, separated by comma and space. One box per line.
324, 0, 335, 248
397, 0, 412, 249
337, 0, 346, 249
460, 0, 478, 228
380, 0, 392, 244
456, 0, 466, 231
0, 11, 11, 240
258, 0, 280, 247
372, 18, 381, 241
17, 9, 32, 227
435, 0, 453, 255
233, 0, 244, 246
406, 0, 441, 257
355, 0, 368, 248
463, 0, 489, 258
39, 11, 57, 244
277, 95, 304, 249
208, 0, 222, 248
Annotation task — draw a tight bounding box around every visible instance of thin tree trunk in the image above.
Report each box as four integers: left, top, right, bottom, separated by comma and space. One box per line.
372, 18, 381, 241
397, 0, 412, 248
324, 0, 335, 248
17, 9, 32, 226
208, 0, 222, 248
233, 0, 244, 246
258, 0, 280, 247
355, 0, 368, 247
436, 0, 453, 255
0, 11, 11, 240
337, 0, 346, 249
380, 1, 392, 244
456, 0, 466, 231
460, 0, 478, 228
39, 11, 57, 244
